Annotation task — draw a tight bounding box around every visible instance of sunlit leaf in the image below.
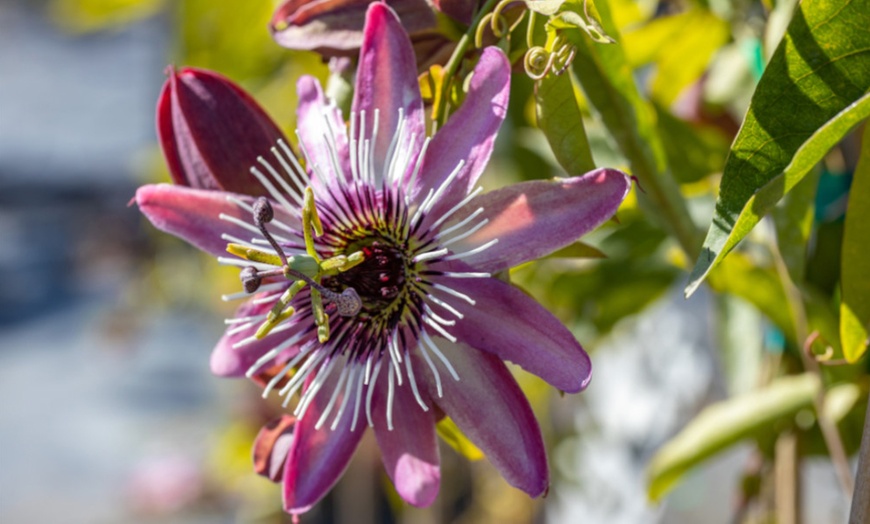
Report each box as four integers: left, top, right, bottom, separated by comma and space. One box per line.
840, 127, 870, 362
437, 417, 483, 461
534, 71, 596, 175
686, 0, 870, 296
623, 8, 729, 105
647, 374, 819, 502
563, 0, 700, 255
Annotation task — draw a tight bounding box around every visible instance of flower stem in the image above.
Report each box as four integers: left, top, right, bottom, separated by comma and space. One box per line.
434, 0, 501, 126
849, 401, 870, 524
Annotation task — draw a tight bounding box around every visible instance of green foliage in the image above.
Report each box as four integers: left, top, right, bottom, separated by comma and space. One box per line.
841, 128, 870, 362
534, 71, 596, 174
647, 374, 820, 502
686, 0, 870, 296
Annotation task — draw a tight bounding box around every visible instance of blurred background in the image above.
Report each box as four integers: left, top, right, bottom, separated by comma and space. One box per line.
0, 0, 858, 523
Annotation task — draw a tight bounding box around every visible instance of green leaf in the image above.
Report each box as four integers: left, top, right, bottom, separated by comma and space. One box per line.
436, 417, 483, 461
654, 103, 730, 184
547, 241, 607, 259
50, 0, 165, 32
623, 8, 729, 105
647, 374, 820, 502
535, 72, 596, 175
564, 0, 700, 257
525, 0, 566, 16
773, 169, 820, 284
840, 127, 870, 362
686, 0, 870, 297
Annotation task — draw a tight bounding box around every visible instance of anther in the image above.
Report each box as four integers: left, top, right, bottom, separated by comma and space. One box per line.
253, 197, 274, 224
240, 266, 261, 293
285, 267, 363, 318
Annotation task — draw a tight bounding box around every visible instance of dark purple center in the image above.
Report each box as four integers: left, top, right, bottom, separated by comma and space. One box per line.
325, 239, 407, 314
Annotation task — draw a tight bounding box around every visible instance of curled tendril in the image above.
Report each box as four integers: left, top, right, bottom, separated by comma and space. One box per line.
523, 36, 577, 80
474, 0, 526, 48
524, 46, 555, 80
803, 331, 850, 366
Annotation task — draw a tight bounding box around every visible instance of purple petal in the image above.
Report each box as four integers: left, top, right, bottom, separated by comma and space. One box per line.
352, 3, 424, 177
296, 76, 351, 192
438, 169, 630, 272
157, 67, 288, 196
253, 415, 297, 482
283, 358, 366, 514
421, 340, 548, 496
135, 184, 300, 258
433, 276, 591, 393
271, 0, 437, 56
412, 47, 510, 214
372, 360, 440, 506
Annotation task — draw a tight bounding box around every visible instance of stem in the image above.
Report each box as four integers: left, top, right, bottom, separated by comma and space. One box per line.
849, 401, 870, 524
434, 0, 501, 125
771, 239, 855, 498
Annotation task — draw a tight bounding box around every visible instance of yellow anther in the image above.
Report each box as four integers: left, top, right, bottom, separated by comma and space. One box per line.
226, 244, 285, 267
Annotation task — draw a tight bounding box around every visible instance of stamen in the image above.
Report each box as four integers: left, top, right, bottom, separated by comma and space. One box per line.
418, 341, 444, 397
279, 350, 327, 404
225, 197, 300, 238
330, 365, 358, 431
410, 188, 435, 225
224, 314, 268, 325
421, 330, 460, 381
405, 355, 429, 411
220, 213, 285, 242
445, 239, 499, 261
405, 137, 432, 205
369, 109, 380, 184
430, 282, 476, 305
441, 218, 489, 246
350, 366, 365, 431
320, 111, 349, 188
252, 159, 297, 213
252, 292, 283, 305
436, 271, 491, 279
436, 208, 484, 240
268, 147, 306, 207
425, 293, 464, 319
430, 186, 484, 231
386, 364, 396, 431
349, 112, 359, 183
423, 315, 458, 343
295, 356, 339, 419
245, 330, 309, 378
261, 344, 314, 397
277, 139, 313, 193
412, 248, 449, 263
419, 159, 466, 217
383, 108, 405, 186
221, 233, 276, 254
423, 304, 455, 326
217, 257, 273, 270
387, 333, 404, 385
295, 132, 329, 187
365, 358, 383, 427
314, 362, 349, 430
221, 282, 285, 302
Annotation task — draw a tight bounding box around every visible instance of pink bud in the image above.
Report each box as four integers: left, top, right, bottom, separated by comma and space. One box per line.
157, 66, 288, 196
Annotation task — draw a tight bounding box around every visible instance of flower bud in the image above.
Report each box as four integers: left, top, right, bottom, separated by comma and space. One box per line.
270, 0, 451, 68
157, 66, 288, 196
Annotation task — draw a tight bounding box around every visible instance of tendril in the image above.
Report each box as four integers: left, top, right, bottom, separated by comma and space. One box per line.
803, 331, 850, 366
